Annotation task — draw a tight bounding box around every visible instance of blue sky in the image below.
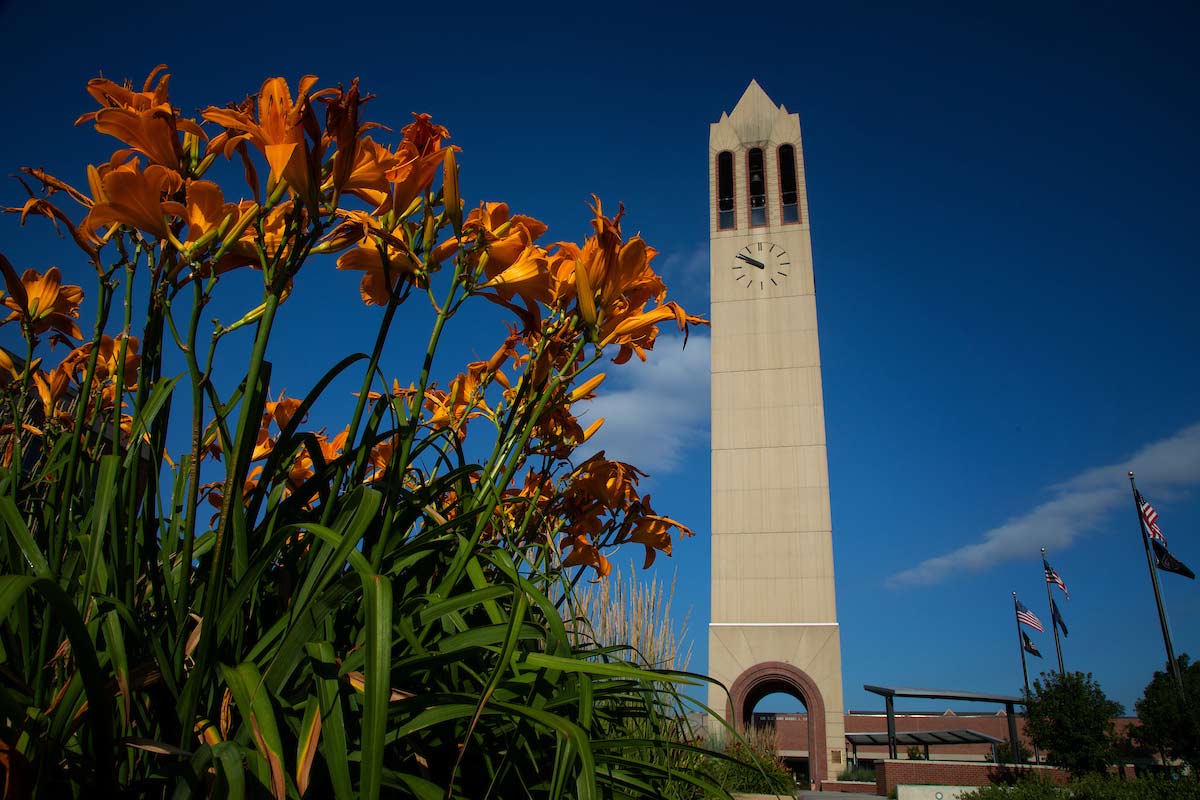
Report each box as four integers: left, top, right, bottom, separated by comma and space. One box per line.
2, 0, 1198, 715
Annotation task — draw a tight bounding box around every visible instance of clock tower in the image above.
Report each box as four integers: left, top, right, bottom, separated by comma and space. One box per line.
708, 81, 845, 786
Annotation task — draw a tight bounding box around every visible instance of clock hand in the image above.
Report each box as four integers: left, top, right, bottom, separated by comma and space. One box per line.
736, 253, 766, 270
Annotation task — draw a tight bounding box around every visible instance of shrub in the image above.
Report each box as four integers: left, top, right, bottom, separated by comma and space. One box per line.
708, 726, 797, 795
837, 764, 877, 782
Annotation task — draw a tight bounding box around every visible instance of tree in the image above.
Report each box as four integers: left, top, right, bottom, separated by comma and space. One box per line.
1134, 654, 1200, 770
1024, 671, 1124, 776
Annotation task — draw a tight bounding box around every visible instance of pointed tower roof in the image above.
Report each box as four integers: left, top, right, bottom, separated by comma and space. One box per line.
714, 79, 796, 147
730, 79, 778, 118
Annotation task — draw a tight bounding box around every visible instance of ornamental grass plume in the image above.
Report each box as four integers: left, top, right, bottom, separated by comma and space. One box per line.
0, 66, 736, 799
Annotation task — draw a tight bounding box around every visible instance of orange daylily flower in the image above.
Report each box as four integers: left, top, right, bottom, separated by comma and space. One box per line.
330, 137, 398, 208
83, 158, 183, 242
622, 497, 694, 569
0, 256, 84, 339
16, 166, 94, 210
201, 471, 262, 518
32, 363, 74, 425
263, 390, 306, 431
364, 435, 401, 483
203, 76, 325, 199
336, 241, 422, 306
555, 199, 666, 320
531, 405, 589, 460
76, 65, 205, 170
161, 180, 238, 245
93, 335, 141, 386
251, 427, 274, 462
434, 202, 548, 275
319, 80, 388, 197
61, 335, 141, 386
380, 113, 453, 217
598, 301, 707, 364
423, 372, 489, 436
567, 455, 646, 512
560, 532, 611, 579
207, 202, 292, 275
478, 245, 554, 308
402, 113, 450, 155
286, 429, 350, 496
466, 329, 521, 391
318, 209, 405, 255
0, 349, 21, 386
3, 188, 96, 258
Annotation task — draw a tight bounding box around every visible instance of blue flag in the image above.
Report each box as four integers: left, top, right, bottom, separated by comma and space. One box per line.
1051, 598, 1068, 638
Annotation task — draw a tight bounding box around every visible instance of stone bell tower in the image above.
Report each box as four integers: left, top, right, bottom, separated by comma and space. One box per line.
707, 80, 846, 786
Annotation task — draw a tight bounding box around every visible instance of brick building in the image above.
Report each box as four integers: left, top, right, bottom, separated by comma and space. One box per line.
752, 709, 1146, 784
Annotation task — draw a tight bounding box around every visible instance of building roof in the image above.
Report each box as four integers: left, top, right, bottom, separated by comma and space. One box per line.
845, 729, 1006, 747
863, 685, 1024, 705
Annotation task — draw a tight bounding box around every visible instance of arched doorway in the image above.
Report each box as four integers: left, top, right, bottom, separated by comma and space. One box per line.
727, 661, 829, 787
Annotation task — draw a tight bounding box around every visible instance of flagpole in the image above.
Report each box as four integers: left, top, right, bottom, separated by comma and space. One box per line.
1012, 592, 1036, 764
1129, 472, 1186, 699
1041, 547, 1065, 675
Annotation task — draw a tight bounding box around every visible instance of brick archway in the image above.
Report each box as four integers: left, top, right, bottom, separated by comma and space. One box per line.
727, 661, 829, 786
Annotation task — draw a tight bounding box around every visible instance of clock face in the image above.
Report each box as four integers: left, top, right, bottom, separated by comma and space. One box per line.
731, 242, 790, 290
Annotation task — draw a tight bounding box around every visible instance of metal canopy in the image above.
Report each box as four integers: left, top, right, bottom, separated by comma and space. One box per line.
863, 684, 1023, 763
863, 686, 1023, 705
846, 729, 1005, 747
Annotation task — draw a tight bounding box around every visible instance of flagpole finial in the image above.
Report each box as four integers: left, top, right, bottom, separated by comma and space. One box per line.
1041, 547, 1046, 555
1129, 471, 1135, 478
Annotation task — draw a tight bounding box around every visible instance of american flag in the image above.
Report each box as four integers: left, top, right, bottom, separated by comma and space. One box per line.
1137, 489, 1166, 545
1015, 599, 1044, 632
1043, 558, 1069, 600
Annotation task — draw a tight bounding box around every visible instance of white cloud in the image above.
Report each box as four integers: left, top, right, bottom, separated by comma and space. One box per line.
887, 422, 1200, 587
657, 245, 709, 284
576, 333, 710, 474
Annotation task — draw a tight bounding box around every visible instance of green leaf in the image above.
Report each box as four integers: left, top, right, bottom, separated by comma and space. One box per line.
102, 609, 131, 725
306, 641, 354, 800
220, 662, 286, 800
121, 374, 183, 470
0, 576, 113, 791
522, 653, 703, 686
212, 741, 247, 800
83, 454, 119, 603
0, 496, 50, 578
360, 574, 392, 800
295, 695, 322, 798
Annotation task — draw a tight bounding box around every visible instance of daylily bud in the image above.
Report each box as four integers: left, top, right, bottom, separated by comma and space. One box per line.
443, 149, 461, 233
582, 417, 605, 443
211, 204, 260, 262
222, 301, 269, 334
574, 260, 597, 327
422, 208, 437, 258
569, 372, 606, 402
195, 719, 223, 747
